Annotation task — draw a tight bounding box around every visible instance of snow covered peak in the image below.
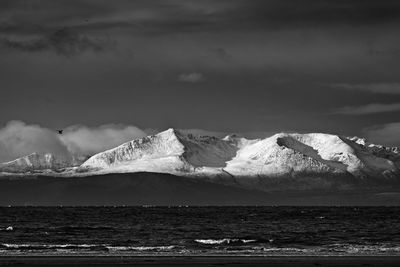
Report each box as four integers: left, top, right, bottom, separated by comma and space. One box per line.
0, 152, 73, 173
158, 127, 180, 137
2, 128, 399, 191
79, 128, 239, 174
343, 136, 400, 171
79, 128, 186, 171
78, 129, 400, 182
348, 136, 367, 146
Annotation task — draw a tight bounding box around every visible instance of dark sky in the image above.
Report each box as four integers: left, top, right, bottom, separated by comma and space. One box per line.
1, 0, 400, 145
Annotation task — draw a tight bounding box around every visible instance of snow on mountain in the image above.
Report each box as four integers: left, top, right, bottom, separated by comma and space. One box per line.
223, 133, 346, 178
79, 129, 400, 184
348, 136, 400, 168
225, 133, 398, 178
79, 128, 238, 174
2, 128, 399, 191
0, 152, 73, 173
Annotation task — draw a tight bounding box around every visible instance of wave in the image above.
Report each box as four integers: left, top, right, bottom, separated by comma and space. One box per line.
252, 245, 400, 254
106, 245, 175, 251
0, 243, 175, 252
1, 243, 103, 249
194, 239, 257, 245
0, 226, 13, 231
2, 243, 400, 256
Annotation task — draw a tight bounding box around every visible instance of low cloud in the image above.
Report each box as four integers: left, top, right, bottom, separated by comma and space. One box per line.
330, 83, 400, 94
178, 72, 205, 83
60, 124, 147, 157
0, 28, 114, 57
332, 103, 400, 115
0, 121, 71, 163
0, 121, 147, 163
363, 122, 400, 147
0, 121, 281, 163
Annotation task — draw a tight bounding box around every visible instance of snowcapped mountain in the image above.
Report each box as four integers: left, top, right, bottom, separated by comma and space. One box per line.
78, 128, 400, 190
79, 128, 238, 174
1, 128, 399, 191
226, 133, 398, 178
0, 152, 73, 173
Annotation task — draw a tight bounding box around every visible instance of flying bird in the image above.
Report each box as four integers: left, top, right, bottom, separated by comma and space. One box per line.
57, 130, 63, 134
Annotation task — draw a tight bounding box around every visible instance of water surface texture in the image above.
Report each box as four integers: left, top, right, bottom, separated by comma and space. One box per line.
1, 207, 399, 256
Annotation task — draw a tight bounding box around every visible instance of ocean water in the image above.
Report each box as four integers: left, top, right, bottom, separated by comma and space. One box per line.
0, 206, 400, 256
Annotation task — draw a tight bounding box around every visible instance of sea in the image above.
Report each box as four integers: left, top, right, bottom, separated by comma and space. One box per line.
0, 206, 400, 256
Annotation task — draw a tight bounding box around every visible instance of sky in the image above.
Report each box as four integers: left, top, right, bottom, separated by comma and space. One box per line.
1, 0, 400, 162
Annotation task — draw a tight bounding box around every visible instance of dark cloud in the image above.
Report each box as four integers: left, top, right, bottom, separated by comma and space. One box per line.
209, 48, 232, 62
178, 72, 205, 83
237, 0, 400, 27
0, 28, 114, 56
332, 103, 400, 115
330, 83, 400, 94
2, 0, 400, 37
367, 47, 400, 57
1, 1, 400, 141
364, 122, 400, 147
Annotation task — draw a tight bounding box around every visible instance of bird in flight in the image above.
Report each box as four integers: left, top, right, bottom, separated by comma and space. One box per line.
57, 130, 63, 134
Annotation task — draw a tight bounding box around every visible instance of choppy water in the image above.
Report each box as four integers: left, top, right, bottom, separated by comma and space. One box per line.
1, 206, 400, 256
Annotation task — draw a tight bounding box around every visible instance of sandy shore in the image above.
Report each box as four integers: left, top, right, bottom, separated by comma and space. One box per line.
1, 256, 400, 266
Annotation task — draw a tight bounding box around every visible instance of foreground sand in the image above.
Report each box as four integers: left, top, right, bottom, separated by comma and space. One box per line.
1, 256, 400, 266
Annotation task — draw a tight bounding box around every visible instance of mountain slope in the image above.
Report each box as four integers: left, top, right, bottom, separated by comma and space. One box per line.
79, 128, 238, 174
0, 152, 73, 173
225, 133, 398, 178
77, 129, 400, 191
1, 128, 399, 192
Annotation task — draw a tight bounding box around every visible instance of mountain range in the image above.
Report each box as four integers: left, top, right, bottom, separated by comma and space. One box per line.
1, 128, 399, 193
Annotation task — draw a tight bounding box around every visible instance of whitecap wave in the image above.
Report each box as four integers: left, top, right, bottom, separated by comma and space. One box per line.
106, 245, 175, 251
1, 243, 101, 249
194, 238, 257, 245
0, 243, 176, 252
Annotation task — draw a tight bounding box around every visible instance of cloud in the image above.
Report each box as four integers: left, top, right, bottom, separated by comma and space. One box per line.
2, 0, 400, 36
178, 72, 205, 83
330, 83, 400, 94
363, 122, 400, 147
332, 103, 400, 115
60, 124, 147, 157
0, 28, 114, 56
0, 120, 280, 164
0, 121, 147, 163
0, 121, 71, 163
209, 47, 232, 62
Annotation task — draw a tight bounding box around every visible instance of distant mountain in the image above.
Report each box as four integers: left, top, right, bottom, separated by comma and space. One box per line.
78, 128, 400, 190
0, 152, 73, 173
79, 128, 238, 174
1, 128, 399, 192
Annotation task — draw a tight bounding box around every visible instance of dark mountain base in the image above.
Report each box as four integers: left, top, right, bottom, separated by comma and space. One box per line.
0, 172, 400, 206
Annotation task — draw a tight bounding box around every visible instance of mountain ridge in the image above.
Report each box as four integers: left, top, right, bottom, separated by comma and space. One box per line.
1, 128, 399, 191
